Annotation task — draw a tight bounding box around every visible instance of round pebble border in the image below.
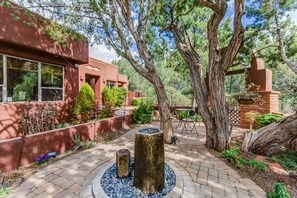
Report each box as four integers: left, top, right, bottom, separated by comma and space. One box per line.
92, 160, 183, 198
101, 158, 175, 198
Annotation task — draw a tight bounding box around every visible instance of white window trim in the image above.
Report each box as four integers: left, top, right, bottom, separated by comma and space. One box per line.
0, 54, 65, 103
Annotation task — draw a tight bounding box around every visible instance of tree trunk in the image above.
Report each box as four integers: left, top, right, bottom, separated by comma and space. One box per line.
207, 64, 231, 151
241, 112, 297, 156
151, 73, 174, 144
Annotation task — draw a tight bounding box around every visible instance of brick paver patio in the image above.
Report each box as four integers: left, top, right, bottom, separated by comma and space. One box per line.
8, 122, 266, 198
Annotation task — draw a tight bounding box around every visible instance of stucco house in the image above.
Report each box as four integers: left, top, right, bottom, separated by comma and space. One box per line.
79, 58, 128, 105
0, 1, 128, 140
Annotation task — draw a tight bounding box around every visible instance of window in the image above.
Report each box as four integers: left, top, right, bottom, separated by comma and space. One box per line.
107, 81, 116, 89
0, 55, 3, 102
0, 54, 64, 103
7, 57, 38, 102
41, 64, 63, 101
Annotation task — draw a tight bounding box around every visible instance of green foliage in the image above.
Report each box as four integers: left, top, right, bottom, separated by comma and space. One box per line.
245, 111, 261, 130
222, 148, 266, 171
98, 105, 113, 119
238, 157, 267, 171
72, 134, 94, 152
56, 123, 71, 129
115, 87, 127, 107
178, 110, 202, 122
0, 188, 10, 197
71, 83, 95, 121
268, 150, 297, 171
132, 103, 154, 124
12, 73, 37, 101
102, 86, 118, 107
131, 99, 144, 106
221, 147, 239, 163
256, 114, 283, 128
267, 183, 290, 198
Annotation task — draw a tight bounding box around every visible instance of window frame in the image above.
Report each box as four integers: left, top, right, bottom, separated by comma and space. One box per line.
40, 63, 64, 101
0, 54, 64, 103
107, 81, 116, 89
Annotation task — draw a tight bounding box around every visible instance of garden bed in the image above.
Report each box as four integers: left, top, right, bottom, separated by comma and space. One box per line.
0, 114, 132, 172
209, 135, 297, 197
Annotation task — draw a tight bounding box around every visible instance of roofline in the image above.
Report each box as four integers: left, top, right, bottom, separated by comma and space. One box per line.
89, 57, 118, 68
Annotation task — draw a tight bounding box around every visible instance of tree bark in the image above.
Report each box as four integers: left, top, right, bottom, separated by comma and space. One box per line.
151, 73, 174, 144
170, 0, 243, 151
241, 113, 297, 156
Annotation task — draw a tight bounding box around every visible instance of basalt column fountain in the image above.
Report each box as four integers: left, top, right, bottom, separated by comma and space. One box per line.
134, 128, 165, 194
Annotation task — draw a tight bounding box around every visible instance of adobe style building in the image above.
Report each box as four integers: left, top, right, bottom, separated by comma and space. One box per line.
79, 58, 128, 105
0, 1, 128, 140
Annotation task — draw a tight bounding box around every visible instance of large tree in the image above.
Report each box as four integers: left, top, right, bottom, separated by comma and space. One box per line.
153, 0, 244, 151
12, 0, 175, 143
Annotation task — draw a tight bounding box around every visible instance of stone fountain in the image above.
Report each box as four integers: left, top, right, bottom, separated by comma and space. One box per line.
92, 128, 177, 198
134, 128, 165, 194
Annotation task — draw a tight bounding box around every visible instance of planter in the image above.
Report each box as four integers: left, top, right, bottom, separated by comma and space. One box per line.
233, 93, 259, 105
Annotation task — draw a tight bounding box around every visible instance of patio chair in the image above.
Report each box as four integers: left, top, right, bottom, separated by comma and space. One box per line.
180, 110, 198, 136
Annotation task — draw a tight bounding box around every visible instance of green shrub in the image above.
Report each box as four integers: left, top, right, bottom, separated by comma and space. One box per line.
71, 83, 95, 121
131, 98, 144, 106
98, 105, 113, 119
116, 87, 128, 107
103, 86, 118, 107
131, 99, 139, 106
132, 103, 154, 124
267, 183, 290, 198
221, 147, 239, 163
256, 114, 283, 128
268, 150, 297, 171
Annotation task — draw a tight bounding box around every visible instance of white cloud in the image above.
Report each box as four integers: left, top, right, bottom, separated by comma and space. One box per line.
289, 10, 297, 24
89, 44, 119, 63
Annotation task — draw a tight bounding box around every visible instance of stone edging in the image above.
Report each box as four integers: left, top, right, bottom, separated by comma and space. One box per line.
92, 160, 183, 198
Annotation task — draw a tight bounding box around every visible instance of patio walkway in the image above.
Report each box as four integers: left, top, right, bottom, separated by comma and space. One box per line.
8, 122, 266, 198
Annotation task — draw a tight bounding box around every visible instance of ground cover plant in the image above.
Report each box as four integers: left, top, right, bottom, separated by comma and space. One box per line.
267, 183, 290, 198
268, 150, 297, 171
210, 135, 297, 197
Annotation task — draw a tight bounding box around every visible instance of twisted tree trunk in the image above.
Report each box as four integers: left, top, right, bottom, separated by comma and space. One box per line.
151, 73, 174, 144
241, 112, 297, 156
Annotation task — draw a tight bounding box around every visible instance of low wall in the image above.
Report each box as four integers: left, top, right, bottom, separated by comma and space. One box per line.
0, 114, 132, 172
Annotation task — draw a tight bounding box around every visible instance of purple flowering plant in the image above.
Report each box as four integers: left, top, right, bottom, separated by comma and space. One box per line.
34, 154, 50, 165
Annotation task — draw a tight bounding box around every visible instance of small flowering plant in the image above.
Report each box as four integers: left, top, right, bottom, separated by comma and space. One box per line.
34, 154, 50, 165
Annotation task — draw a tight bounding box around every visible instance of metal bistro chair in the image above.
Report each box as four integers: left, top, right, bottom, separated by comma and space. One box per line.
181, 110, 198, 136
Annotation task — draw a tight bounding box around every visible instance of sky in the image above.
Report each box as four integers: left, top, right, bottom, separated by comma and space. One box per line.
89, 0, 297, 64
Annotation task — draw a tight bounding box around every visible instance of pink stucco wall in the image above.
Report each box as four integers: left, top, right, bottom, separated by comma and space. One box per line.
0, 114, 132, 172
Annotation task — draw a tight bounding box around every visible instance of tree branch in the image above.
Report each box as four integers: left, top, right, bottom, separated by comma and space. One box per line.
275, 14, 297, 74
220, 0, 244, 71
